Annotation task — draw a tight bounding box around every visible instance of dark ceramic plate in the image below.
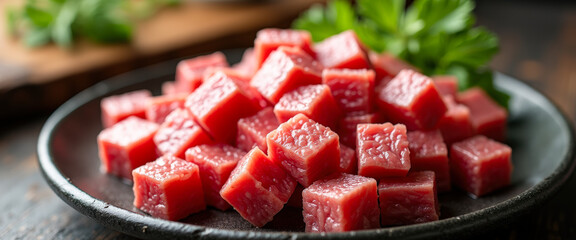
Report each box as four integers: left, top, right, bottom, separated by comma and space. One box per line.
38, 49, 576, 240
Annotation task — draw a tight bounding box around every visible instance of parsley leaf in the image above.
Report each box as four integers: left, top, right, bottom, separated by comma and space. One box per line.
293, 0, 509, 109
6, 0, 179, 48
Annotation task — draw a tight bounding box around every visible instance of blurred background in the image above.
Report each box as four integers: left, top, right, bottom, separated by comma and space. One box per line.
1, 0, 576, 239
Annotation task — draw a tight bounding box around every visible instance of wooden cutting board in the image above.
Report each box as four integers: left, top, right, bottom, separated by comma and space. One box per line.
0, 0, 324, 120
0, 0, 324, 90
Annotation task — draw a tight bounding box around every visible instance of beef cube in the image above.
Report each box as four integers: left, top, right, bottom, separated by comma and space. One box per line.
357, 123, 410, 178
175, 51, 228, 94
303, 173, 380, 232
220, 147, 297, 227
185, 144, 245, 210
438, 96, 475, 145
132, 155, 205, 220
450, 135, 513, 197
407, 130, 451, 192
432, 75, 459, 98
338, 112, 385, 148
339, 143, 357, 174
154, 108, 213, 159
314, 30, 370, 69
236, 107, 279, 153
186, 70, 262, 143
253, 28, 315, 69
377, 69, 447, 130
100, 90, 151, 128
97, 116, 159, 180
369, 51, 419, 84
322, 68, 375, 115
274, 84, 341, 130
267, 114, 340, 187
457, 87, 508, 142
250, 46, 323, 104
145, 94, 187, 124
378, 171, 440, 226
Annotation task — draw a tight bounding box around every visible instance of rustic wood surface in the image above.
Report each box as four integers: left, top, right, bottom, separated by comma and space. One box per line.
1, 0, 576, 239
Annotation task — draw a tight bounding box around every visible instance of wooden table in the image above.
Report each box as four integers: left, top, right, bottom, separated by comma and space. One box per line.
2, 0, 576, 239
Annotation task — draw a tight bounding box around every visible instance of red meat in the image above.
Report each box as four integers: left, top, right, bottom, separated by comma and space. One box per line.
132, 155, 205, 220
100, 90, 151, 128
339, 143, 357, 174
356, 123, 410, 178
407, 130, 451, 192
153, 108, 213, 159
450, 135, 513, 197
185, 144, 245, 210
303, 173, 380, 232
376, 69, 448, 130
338, 112, 385, 148
267, 114, 340, 187
220, 147, 296, 227
250, 46, 323, 104
145, 94, 187, 124
273, 84, 341, 130
322, 68, 376, 115
437, 96, 475, 145
175, 51, 228, 94
253, 28, 315, 69
368, 51, 419, 84
232, 48, 258, 79
378, 171, 440, 226
314, 30, 370, 69
457, 87, 508, 142
236, 107, 279, 153
97, 116, 159, 180
185, 70, 262, 143
432, 75, 459, 98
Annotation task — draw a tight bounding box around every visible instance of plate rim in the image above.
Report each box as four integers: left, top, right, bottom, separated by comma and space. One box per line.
37, 50, 576, 240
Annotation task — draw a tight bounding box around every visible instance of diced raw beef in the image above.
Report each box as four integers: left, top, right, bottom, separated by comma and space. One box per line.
338, 112, 385, 148
145, 94, 187, 124
185, 144, 245, 210
322, 68, 375, 115
250, 46, 323, 104
132, 155, 205, 220
437, 96, 474, 145
303, 173, 380, 232
267, 114, 340, 187
369, 51, 419, 84
97, 116, 159, 180
220, 147, 297, 227
161, 81, 178, 96
186, 70, 262, 143
232, 48, 258, 79
175, 51, 229, 94
450, 135, 512, 197
253, 28, 315, 69
432, 75, 459, 98
100, 90, 151, 128
339, 143, 357, 174
236, 107, 279, 153
154, 108, 213, 159
457, 87, 508, 142
378, 171, 440, 226
407, 130, 451, 192
376, 69, 448, 130
356, 123, 410, 178
314, 30, 370, 69
273, 84, 341, 130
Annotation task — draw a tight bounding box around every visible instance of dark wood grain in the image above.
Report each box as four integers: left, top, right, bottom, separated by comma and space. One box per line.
1, 1, 576, 239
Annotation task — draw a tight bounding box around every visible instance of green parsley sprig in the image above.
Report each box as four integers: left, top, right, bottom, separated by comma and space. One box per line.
6, 0, 180, 48
293, 0, 509, 108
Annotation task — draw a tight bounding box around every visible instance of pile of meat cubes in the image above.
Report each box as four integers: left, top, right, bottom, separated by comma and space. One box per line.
97, 28, 512, 232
